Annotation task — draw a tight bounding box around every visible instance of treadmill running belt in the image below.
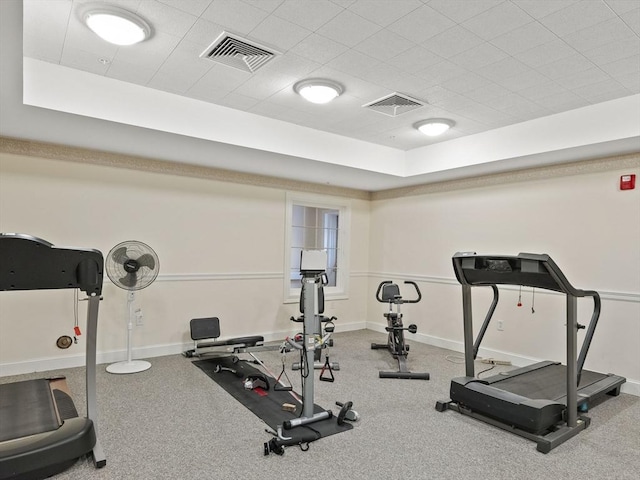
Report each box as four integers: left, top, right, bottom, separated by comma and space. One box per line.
491, 364, 606, 402
0, 379, 59, 442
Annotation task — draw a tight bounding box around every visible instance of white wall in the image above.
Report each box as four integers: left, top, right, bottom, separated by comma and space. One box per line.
368, 157, 640, 394
0, 151, 370, 374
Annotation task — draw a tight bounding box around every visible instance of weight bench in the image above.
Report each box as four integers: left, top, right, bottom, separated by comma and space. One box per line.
183, 317, 265, 359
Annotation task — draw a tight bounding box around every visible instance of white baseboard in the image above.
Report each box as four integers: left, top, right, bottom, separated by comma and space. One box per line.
2, 321, 636, 397
0, 321, 367, 378
366, 323, 640, 397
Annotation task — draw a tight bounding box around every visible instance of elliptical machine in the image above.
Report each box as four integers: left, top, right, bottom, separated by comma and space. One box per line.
371, 280, 429, 380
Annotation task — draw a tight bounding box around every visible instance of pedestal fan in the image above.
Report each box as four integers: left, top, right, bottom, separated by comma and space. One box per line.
105, 240, 159, 374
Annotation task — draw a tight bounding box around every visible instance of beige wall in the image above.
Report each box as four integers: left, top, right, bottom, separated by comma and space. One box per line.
1, 144, 638, 394
0, 149, 370, 371
367, 156, 640, 388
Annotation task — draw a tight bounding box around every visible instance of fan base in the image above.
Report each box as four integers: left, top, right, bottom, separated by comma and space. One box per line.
106, 360, 151, 374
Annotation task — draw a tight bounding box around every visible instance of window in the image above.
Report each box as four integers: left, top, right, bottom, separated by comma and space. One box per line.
284, 193, 350, 302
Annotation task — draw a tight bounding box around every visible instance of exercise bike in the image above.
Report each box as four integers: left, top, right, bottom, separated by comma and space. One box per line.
371, 280, 429, 380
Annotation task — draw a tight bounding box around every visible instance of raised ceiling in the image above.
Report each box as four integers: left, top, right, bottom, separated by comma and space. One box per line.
1, 0, 639, 190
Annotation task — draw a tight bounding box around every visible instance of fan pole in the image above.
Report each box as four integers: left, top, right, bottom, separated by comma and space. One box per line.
106, 291, 151, 374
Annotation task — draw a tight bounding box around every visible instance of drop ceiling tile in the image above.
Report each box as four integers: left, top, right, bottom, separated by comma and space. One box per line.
326, 49, 382, 78
515, 38, 577, 68
272, 0, 343, 31
147, 41, 213, 94
602, 0, 639, 15
572, 78, 632, 103
353, 29, 413, 62
242, 0, 286, 14
422, 25, 485, 58
316, 9, 381, 47
554, 66, 611, 90
182, 18, 226, 49
495, 68, 551, 92
113, 31, 182, 71
512, 0, 579, 19
518, 81, 571, 101
385, 45, 443, 74
599, 54, 640, 77
562, 18, 637, 53
465, 82, 514, 102
347, 0, 421, 27
445, 72, 494, 95
462, 1, 533, 40
187, 63, 250, 94
288, 33, 349, 64
539, 1, 617, 37
428, 0, 504, 23
449, 42, 509, 70
490, 21, 558, 56
616, 71, 640, 91
60, 46, 111, 75
536, 53, 597, 80
620, 7, 640, 35
200, 0, 270, 35
249, 14, 311, 51
136, 1, 198, 38
415, 60, 469, 88
534, 91, 586, 112
271, 52, 323, 80
387, 4, 455, 44
583, 37, 640, 66
23, 0, 70, 62
476, 56, 532, 82
105, 58, 157, 85
155, 0, 213, 16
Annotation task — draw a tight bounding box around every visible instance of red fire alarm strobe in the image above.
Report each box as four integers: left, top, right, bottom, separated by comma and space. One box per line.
620, 174, 636, 190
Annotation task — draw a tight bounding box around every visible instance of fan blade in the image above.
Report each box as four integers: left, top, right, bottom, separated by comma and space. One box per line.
135, 253, 156, 270
112, 246, 130, 265
119, 272, 138, 288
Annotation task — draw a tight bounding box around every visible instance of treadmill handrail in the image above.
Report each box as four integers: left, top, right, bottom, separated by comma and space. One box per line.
452, 252, 602, 383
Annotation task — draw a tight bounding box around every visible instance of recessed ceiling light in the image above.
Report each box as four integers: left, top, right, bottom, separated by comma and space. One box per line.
294, 79, 343, 104
414, 118, 455, 136
83, 6, 151, 46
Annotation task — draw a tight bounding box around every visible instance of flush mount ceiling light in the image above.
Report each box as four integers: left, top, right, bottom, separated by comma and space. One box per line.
294, 79, 343, 104
83, 6, 151, 46
414, 118, 455, 136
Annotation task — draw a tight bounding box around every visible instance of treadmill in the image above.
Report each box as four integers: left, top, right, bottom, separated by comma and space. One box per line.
0, 234, 106, 479
436, 252, 626, 453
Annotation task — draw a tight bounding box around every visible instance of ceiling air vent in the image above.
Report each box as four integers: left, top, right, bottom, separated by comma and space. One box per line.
200, 32, 280, 73
363, 92, 425, 117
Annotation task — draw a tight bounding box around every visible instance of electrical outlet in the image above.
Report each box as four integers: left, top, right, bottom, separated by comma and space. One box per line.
497, 320, 504, 331
135, 308, 143, 326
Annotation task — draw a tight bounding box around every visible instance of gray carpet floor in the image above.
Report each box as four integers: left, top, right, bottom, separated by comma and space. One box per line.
2, 329, 638, 480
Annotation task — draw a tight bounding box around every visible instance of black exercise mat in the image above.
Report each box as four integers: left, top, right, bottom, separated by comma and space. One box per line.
192, 356, 352, 442
0, 379, 59, 442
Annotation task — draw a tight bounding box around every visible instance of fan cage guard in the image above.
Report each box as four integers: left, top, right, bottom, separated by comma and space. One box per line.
106, 240, 159, 291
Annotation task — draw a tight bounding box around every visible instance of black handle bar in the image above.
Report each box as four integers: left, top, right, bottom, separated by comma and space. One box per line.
375, 280, 422, 304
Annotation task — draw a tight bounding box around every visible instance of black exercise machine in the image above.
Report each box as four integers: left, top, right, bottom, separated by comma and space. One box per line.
0, 233, 106, 479
371, 281, 429, 380
436, 252, 626, 453
183, 317, 265, 359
